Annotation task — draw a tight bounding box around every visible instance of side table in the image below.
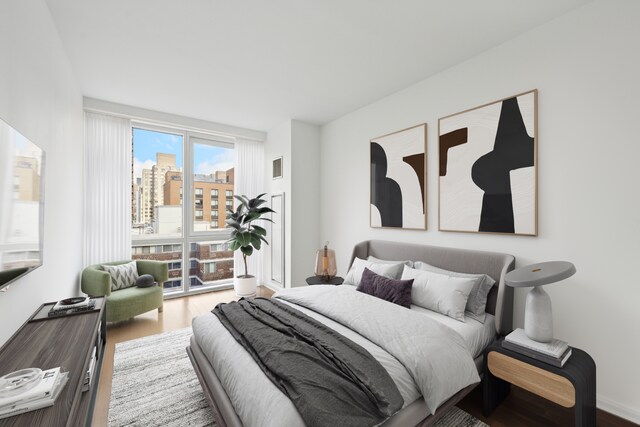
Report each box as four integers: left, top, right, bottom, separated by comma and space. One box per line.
305, 276, 344, 286
483, 339, 596, 427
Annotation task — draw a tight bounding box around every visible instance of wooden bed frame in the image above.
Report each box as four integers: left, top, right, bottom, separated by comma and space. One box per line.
187, 240, 515, 427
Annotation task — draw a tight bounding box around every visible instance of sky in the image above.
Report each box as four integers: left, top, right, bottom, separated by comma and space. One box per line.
133, 128, 233, 179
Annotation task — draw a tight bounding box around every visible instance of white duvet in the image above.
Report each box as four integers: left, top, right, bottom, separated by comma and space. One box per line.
192, 285, 480, 427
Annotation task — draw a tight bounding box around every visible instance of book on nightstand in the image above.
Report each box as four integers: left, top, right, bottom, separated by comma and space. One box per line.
504, 328, 572, 367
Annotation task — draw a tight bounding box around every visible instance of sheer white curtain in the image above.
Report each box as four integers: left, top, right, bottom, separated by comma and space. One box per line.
83, 112, 132, 266
234, 138, 265, 282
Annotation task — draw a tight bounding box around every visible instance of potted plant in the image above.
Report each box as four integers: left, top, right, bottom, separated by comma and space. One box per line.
226, 193, 274, 296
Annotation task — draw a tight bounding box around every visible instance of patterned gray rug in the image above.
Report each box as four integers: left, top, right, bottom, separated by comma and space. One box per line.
109, 327, 488, 427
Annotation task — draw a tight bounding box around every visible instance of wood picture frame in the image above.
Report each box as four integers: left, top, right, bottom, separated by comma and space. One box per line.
370, 123, 427, 230
438, 89, 538, 236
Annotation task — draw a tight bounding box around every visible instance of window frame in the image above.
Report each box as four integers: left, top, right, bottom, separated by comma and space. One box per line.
131, 122, 235, 299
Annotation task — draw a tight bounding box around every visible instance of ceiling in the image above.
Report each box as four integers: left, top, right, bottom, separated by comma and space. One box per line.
46, 0, 590, 132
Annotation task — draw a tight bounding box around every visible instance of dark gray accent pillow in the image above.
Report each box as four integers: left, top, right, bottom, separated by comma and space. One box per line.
356, 268, 413, 308
135, 274, 156, 288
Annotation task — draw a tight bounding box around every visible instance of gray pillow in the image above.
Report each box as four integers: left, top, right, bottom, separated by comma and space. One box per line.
413, 261, 495, 323
367, 256, 414, 268
103, 261, 139, 291
344, 257, 405, 286
400, 265, 476, 322
136, 274, 156, 288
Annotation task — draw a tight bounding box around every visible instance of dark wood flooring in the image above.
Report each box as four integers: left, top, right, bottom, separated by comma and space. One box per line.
458, 382, 636, 427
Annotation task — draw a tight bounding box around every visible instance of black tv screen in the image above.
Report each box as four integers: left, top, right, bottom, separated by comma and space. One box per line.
0, 116, 45, 291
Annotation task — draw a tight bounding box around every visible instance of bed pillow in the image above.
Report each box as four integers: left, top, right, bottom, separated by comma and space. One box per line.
103, 261, 139, 291
343, 257, 405, 286
413, 261, 495, 323
356, 268, 413, 308
367, 256, 414, 268
401, 265, 476, 322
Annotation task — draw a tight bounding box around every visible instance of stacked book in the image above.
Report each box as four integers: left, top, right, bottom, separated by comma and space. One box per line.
504, 328, 572, 367
0, 368, 69, 420
48, 297, 96, 317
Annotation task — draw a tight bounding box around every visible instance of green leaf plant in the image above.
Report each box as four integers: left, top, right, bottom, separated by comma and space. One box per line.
225, 193, 274, 278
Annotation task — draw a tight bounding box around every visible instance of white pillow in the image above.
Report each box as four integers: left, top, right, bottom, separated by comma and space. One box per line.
344, 257, 404, 286
401, 265, 476, 322
103, 261, 139, 291
367, 256, 414, 268
413, 261, 495, 323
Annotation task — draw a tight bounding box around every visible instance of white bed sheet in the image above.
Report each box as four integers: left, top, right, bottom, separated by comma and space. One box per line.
340, 284, 496, 359
409, 305, 496, 359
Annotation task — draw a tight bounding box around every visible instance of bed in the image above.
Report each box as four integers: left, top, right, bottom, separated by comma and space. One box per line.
187, 240, 515, 427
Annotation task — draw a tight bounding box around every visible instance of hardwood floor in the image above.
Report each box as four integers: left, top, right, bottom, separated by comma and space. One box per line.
93, 287, 636, 427
92, 286, 273, 427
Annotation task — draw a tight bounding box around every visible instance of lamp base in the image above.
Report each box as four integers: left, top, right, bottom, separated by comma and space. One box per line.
524, 286, 553, 343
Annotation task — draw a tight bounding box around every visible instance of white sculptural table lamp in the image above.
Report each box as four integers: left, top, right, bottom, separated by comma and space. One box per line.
505, 261, 576, 343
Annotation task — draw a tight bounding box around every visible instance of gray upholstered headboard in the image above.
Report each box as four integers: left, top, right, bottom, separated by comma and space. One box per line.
349, 240, 515, 336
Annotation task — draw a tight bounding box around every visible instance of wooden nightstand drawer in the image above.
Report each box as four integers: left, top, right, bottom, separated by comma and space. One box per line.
488, 351, 575, 407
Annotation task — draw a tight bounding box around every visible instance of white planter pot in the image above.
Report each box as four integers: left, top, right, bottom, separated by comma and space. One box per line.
234, 275, 257, 297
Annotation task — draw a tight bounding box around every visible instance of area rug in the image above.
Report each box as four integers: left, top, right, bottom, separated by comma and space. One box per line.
109, 327, 488, 427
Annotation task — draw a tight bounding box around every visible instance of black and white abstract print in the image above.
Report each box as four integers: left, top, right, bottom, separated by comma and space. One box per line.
439, 90, 537, 235
370, 124, 426, 229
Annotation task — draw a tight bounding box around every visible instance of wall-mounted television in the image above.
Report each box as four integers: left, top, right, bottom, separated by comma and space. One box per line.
0, 117, 45, 291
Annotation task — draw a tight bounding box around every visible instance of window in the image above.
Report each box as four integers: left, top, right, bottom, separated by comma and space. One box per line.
226, 200, 233, 208
131, 126, 235, 296
204, 262, 217, 274
210, 243, 228, 252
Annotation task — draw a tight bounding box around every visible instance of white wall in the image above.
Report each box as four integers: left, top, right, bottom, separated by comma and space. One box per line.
264, 120, 292, 288
0, 1, 83, 345
320, 0, 640, 422
264, 119, 320, 288
290, 121, 320, 286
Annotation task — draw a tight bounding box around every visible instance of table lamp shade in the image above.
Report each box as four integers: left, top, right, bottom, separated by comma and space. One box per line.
505, 261, 576, 343
314, 243, 337, 280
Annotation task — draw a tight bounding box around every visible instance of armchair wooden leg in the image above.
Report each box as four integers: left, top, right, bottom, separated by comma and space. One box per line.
158, 305, 163, 313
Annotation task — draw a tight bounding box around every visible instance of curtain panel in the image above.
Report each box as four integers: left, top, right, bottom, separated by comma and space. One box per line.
233, 138, 265, 283
83, 112, 132, 266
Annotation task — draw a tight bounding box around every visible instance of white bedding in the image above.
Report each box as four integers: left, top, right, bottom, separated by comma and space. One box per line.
410, 305, 496, 359
192, 285, 488, 427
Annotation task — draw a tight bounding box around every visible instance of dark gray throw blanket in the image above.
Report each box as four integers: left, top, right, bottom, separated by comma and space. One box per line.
212, 297, 403, 427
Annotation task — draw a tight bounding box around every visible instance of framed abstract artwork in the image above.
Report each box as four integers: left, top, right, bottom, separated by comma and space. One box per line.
438, 89, 537, 236
370, 124, 427, 230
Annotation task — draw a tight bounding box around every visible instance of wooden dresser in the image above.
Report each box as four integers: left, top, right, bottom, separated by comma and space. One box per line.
0, 298, 106, 427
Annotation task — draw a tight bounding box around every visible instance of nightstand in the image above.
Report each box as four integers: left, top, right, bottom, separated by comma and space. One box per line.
305, 276, 344, 285
483, 339, 596, 427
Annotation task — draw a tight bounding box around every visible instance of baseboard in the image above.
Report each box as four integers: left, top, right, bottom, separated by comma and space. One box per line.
598, 395, 640, 424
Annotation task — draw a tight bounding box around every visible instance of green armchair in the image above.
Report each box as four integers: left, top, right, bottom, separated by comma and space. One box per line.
81, 260, 169, 322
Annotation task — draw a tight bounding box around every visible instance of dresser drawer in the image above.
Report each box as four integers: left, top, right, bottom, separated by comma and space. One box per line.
487, 351, 575, 407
